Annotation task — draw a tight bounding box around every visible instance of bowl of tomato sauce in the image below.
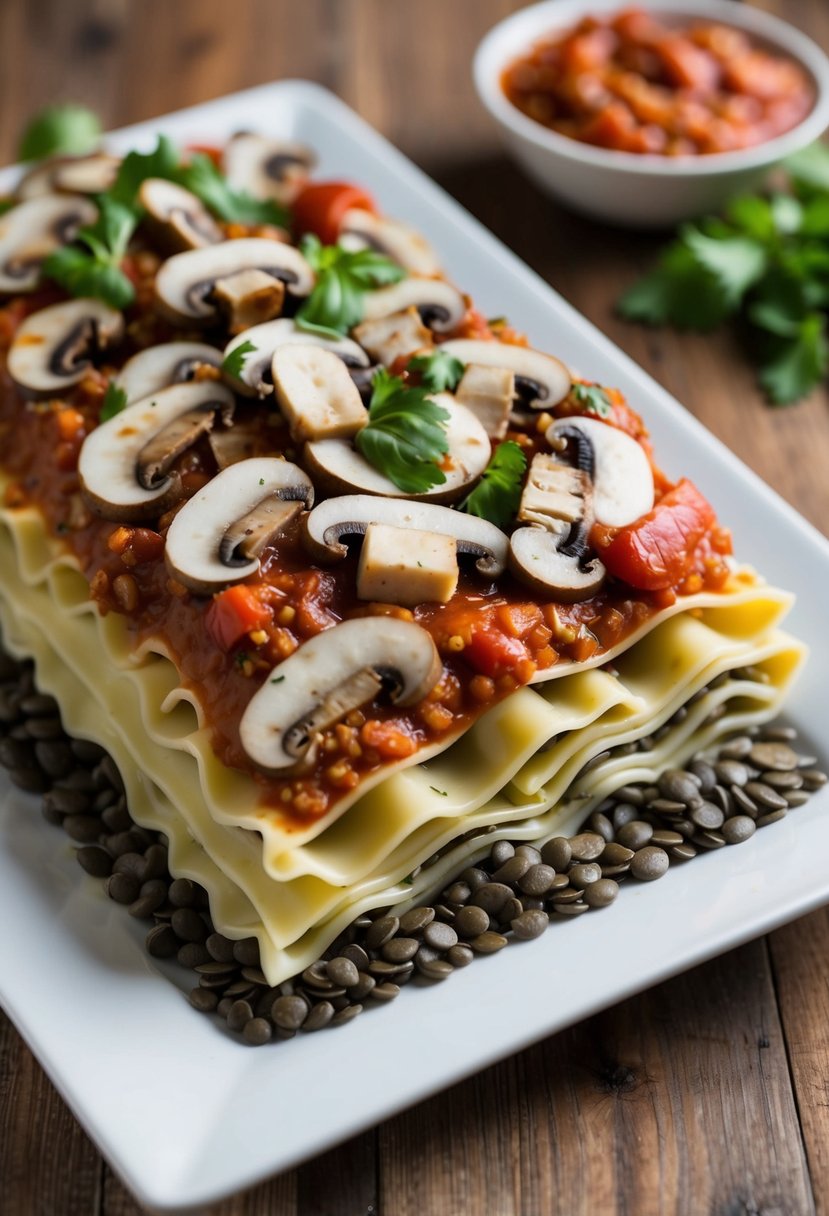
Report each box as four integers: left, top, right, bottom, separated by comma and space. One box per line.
474, 0, 829, 226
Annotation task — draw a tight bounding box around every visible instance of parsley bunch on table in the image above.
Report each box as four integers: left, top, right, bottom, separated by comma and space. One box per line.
618, 143, 829, 405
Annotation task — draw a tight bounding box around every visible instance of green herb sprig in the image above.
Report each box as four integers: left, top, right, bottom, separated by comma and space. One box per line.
570, 383, 613, 418
460, 440, 527, 528
18, 104, 101, 162
355, 368, 450, 493
100, 382, 128, 422
221, 340, 257, 379
42, 195, 138, 309
407, 349, 465, 393
296, 236, 405, 339
178, 154, 289, 228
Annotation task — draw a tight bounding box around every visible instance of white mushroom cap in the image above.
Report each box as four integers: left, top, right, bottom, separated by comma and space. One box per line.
303, 493, 508, 577
509, 522, 606, 602
138, 178, 223, 252
223, 133, 315, 205
79, 380, 235, 520
114, 342, 222, 405
547, 416, 654, 527
223, 318, 370, 398
165, 457, 314, 593
440, 339, 571, 409
303, 396, 490, 504
154, 238, 314, 324
17, 154, 119, 199
360, 278, 465, 333
0, 194, 97, 293
239, 617, 442, 772
338, 209, 441, 276
8, 297, 124, 396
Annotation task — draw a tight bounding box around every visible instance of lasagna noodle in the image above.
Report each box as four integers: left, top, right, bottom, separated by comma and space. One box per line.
0, 497, 807, 983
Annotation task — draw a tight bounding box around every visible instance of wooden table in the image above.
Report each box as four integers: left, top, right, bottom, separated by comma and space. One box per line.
2, 2, 829, 1212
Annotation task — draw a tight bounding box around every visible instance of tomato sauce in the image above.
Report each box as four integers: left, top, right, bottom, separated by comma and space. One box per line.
501, 7, 815, 156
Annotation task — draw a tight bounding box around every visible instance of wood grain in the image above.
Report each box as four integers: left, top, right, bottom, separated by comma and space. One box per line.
0, 1, 827, 1213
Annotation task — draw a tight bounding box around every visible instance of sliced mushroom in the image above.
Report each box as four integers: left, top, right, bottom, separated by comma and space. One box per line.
339, 208, 441, 276
239, 617, 442, 773
210, 268, 286, 333
547, 416, 654, 527
114, 342, 222, 405
223, 133, 316, 205
78, 381, 235, 521
271, 344, 367, 442
0, 194, 98, 293
509, 521, 606, 602
164, 457, 314, 593
8, 298, 124, 396
138, 178, 223, 253
352, 306, 433, 367
223, 317, 371, 398
455, 364, 514, 439
17, 153, 119, 199
154, 238, 314, 325
303, 493, 508, 577
303, 396, 490, 504
361, 278, 465, 333
439, 339, 571, 410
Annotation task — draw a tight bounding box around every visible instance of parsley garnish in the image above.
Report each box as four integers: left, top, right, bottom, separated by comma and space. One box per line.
460, 441, 526, 529
296, 235, 405, 338
407, 349, 465, 393
100, 382, 128, 422
18, 104, 101, 162
270, 674, 285, 684
355, 368, 450, 493
0, 200, 13, 217
429, 786, 448, 796
108, 135, 180, 209
222, 339, 257, 379
42, 195, 137, 309
178, 153, 288, 227
571, 383, 613, 418
617, 147, 829, 404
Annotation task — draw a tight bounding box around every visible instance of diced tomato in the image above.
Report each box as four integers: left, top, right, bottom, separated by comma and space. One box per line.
465, 627, 530, 678
360, 719, 417, 759
206, 585, 272, 651
601, 479, 717, 591
291, 181, 377, 246
655, 36, 720, 93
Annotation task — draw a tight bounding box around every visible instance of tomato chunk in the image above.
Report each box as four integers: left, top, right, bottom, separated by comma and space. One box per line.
206, 585, 271, 651
465, 628, 530, 678
292, 181, 377, 246
601, 479, 717, 591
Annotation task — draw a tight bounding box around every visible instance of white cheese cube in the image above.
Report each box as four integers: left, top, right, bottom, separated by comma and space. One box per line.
518, 452, 589, 526
455, 363, 514, 439
357, 522, 459, 606
352, 307, 433, 366
272, 344, 367, 442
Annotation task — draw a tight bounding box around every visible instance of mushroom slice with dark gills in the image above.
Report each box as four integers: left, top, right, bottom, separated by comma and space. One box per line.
114, 342, 223, 406
0, 194, 98, 293
338, 208, 441, 276
303, 395, 490, 504
223, 133, 316, 205
138, 178, 224, 253
239, 617, 442, 774
546, 416, 654, 527
153, 238, 314, 326
360, 278, 465, 334
8, 297, 124, 396
439, 339, 571, 411
17, 153, 120, 199
222, 318, 370, 398
164, 457, 314, 593
302, 493, 508, 577
79, 381, 235, 521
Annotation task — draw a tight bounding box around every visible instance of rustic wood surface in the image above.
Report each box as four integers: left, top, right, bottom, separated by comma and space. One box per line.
1, 1, 828, 1213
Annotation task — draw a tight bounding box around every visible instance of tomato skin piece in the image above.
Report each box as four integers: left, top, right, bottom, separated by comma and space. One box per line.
206, 585, 271, 651
601, 479, 717, 591
465, 628, 530, 678
292, 181, 377, 246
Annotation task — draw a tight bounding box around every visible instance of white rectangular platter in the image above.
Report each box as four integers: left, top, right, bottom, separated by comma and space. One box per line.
1, 81, 828, 1213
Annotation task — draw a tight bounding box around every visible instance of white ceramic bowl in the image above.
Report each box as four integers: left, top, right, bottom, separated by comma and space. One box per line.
474, 0, 829, 227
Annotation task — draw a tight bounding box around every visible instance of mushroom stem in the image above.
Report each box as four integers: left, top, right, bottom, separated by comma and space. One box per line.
219, 498, 303, 566
284, 668, 383, 766
136, 402, 233, 490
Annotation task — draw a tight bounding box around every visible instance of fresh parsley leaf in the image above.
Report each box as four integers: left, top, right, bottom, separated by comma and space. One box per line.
407, 349, 465, 393
270, 675, 285, 684
42, 194, 137, 309
355, 368, 450, 494
681, 225, 767, 309
759, 312, 829, 405
100, 382, 128, 421
571, 383, 612, 418
460, 440, 527, 529
618, 241, 733, 330
18, 104, 101, 162
179, 154, 288, 227
109, 134, 180, 208
221, 339, 257, 379
0, 199, 14, 217
786, 141, 829, 193
429, 786, 448, 796
726, 195, 776, 244
296, 236, 406, 336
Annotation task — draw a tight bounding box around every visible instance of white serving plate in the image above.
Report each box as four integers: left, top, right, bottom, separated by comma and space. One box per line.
1, 81, 828, 1213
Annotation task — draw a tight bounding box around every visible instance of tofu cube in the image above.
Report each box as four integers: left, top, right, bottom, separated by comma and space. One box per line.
352, 307, 433, 366
455, 363, 514, 439
272, 344, 367, 442
212, 268, 285, 334
357, 522, 459, 606
518, 452, 589, 526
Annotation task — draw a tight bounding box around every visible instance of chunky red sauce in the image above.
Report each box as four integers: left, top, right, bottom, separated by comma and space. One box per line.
0, 261, 733, 828
502, 7, 814, 156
